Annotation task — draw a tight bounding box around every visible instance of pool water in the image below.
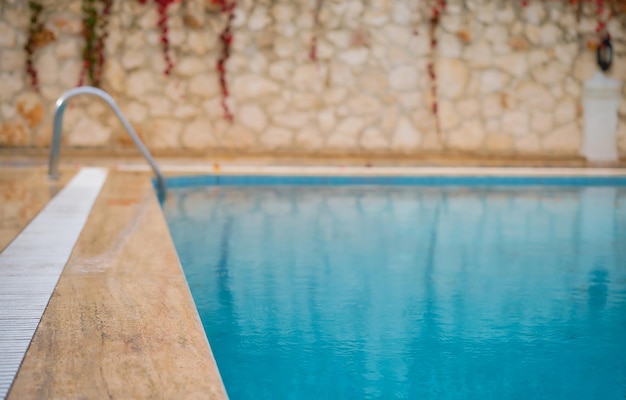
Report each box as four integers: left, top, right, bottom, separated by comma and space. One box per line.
163, 183, 626, 399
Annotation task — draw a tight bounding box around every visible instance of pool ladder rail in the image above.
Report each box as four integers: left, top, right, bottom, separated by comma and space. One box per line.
47, 86, 167, 201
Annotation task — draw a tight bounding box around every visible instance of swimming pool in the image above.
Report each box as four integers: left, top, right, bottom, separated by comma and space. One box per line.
163, 176, 626, 399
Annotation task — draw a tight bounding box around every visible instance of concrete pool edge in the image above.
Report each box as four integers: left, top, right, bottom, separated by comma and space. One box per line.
7, 169, 228, 399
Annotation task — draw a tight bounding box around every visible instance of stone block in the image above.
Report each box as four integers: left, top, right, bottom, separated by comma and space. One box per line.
293, 93, 322, 110
326, 117, 365, 149
126, 102, 148, 123
174, 105, 198, 119
104, 60, 125, 93
408, 35, 431, 57
438, 32, 462, 58
463, 41, 492, 68
274, 111, 312, 129
514, 82, 555, 110
480, 69, 510, 94
189, 75, 220, 98
68, 117, 112, 147
384, 25, 411, 47
439, 100, 460, 131
293, 65, 324, 91
340, 48, 369, 66
509, 36, 530, 51
360, 127, 389, 150
249, 8, 270, 31
36, 50, 58, 85
485, 25, 508, 44
349, 94, 380, 115
448, 119, 485, 151
457, 99, 480, 119
59, 59, 82, 88
329, 62, 355, 87
221, 120, 255, 150
0, 50, 25, 72
182, 118, 216, 150
55, 38, 80, 59
0, 120, 29, 147
143, 96, 171, 117
126, 70, 154, 98
555, 43, 578, 67
531, 61, 567, 85
295, 127, 324, 150
260, 126, 292, 149
391, 117, 421, 150
531, 111, 554, 135
0, 72, 24, 101
555, 100, 577, 125
147, 118, 182, 149
389, 66, 418, 92
502, 111, 529, 136
269, 60, 295, 82
231, 74, 280, 100
358, 69, 388, 97
188, 31, 209, 55
412, 108, 435, 133
0, 22, 16, 48
272, 4, 294, 22
239, 104, 267, 132
486, 133, 514, 153
16, 93, 44, 129
326, 30, 352, 49
515, 134, 541, 154
317, 109, 336, 134
573, 52, 596, 82
273, 36, 296, 58
437, 58, 469, 100
495, 53, 527, 78
542, 123, 580, 154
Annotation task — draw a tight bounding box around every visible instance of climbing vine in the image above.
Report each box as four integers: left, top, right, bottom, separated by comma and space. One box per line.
415, 0, 447, 135
78, 0, 112, 87
309, 0, 324, 62
213, 0, 237, 122
24, 1, 44, 92
411, 0, 621, 131
138, 0, 177, 75
19, 0, 626, 127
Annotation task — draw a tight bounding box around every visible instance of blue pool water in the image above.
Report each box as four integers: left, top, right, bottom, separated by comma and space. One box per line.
163, 179, 626, 399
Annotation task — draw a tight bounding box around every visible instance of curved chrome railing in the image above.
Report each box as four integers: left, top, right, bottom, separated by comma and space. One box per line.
48, 86, 166, 199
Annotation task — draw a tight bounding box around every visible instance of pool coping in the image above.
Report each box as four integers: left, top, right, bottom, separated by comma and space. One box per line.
6, 168, 227, 399
4, 164, 626, 399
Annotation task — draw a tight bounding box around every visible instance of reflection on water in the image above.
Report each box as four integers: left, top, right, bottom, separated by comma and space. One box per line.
164, 185, 626, 400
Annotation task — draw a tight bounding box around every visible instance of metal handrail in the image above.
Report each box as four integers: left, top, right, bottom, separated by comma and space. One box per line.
48, 86, 166, 199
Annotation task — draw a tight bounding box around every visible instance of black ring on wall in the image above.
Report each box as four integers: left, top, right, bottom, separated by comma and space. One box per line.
597, 36, 613, 72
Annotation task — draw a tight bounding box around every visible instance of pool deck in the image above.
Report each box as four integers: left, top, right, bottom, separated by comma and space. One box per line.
1, 164, 227, 399
1, 157, 626, 399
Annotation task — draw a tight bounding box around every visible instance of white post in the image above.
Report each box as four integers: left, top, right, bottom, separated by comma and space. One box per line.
581, 71, 622, 163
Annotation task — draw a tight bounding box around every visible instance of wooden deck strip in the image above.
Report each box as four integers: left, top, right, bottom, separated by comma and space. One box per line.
0, 168, 108, 399
7, 169, 227, 399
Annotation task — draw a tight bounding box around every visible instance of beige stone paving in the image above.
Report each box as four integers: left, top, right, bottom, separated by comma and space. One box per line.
5, 169, 227, 400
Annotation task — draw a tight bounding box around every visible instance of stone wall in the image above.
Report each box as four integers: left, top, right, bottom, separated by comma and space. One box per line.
0, 0, 625, 158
